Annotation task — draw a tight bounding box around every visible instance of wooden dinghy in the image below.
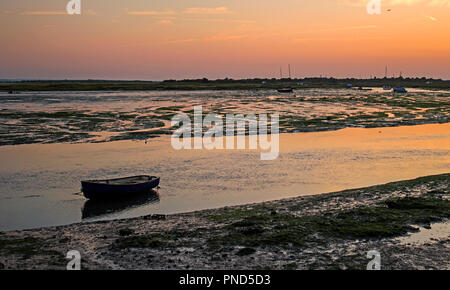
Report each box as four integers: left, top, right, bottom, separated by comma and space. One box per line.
81, 175, 160, 200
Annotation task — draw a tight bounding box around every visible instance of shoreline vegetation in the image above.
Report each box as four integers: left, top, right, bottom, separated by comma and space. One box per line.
0, 173, 448, 270
1, 78, 450, 92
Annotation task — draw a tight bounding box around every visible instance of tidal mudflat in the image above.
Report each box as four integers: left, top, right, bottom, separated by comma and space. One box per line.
0, 89, 448, 270
0, 174, 448, 270
0, 89, 448, 145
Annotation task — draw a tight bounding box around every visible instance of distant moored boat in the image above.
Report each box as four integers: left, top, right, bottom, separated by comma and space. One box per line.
81, 175, 160, 200
277, 88, 294, 93
393, 87, 407, 93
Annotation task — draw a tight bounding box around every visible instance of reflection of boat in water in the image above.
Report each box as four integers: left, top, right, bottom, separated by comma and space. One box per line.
81, 175, 160, 200
277, 88, 294, 93
82, 190, 160, 219
357, 87, 372, 91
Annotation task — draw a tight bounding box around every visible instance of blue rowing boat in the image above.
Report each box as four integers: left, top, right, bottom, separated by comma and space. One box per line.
393, 87, 407, 93
81, 175, 160, 200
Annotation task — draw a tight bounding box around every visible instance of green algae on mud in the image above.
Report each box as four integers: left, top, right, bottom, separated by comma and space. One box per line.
112, 174, 449, 253
0, 173, 448, 270
0, 88, 449, 145
203, 197, 449, 249
110, 173, 450, 269
0, 236, 66, 266
298, 197, 449, 239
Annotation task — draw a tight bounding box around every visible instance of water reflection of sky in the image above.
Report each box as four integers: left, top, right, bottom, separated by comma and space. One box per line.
0, 123, 448, 231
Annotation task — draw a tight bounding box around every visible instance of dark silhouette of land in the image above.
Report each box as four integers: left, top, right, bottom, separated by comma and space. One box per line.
1, 77, 449, 91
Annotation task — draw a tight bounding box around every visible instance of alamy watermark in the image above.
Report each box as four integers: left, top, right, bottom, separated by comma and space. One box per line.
66, 250, 81, 270
367, 250, 381, 270
66, 1, 380, 16
171, 106, 280, 161
367, 0, 381, 15
66, 0, 81, 15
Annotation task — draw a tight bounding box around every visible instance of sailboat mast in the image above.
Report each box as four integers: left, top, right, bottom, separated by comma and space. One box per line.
288, 64, 291, 79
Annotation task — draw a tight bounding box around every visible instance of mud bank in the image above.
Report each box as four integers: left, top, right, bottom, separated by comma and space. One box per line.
0, 173, 448, 270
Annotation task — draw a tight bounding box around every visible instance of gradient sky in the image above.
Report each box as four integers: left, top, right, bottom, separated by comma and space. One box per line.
0, 0, 449, 80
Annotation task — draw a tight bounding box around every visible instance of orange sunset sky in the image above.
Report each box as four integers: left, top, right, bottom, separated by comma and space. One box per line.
0, 0, 449, 80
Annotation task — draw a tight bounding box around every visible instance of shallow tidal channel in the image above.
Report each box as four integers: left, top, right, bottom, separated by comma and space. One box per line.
0, 123, 448, 231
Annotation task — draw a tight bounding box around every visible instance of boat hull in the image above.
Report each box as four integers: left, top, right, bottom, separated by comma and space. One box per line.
277, 88, 294, 93
393, 87, 407, 93
81, 175, 160, 200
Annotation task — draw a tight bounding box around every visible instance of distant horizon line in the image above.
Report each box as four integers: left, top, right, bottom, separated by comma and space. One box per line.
1, 76, 449, 82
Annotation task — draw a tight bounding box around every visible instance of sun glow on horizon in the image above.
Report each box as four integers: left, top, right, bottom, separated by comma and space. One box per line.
0, 0, 449, 80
